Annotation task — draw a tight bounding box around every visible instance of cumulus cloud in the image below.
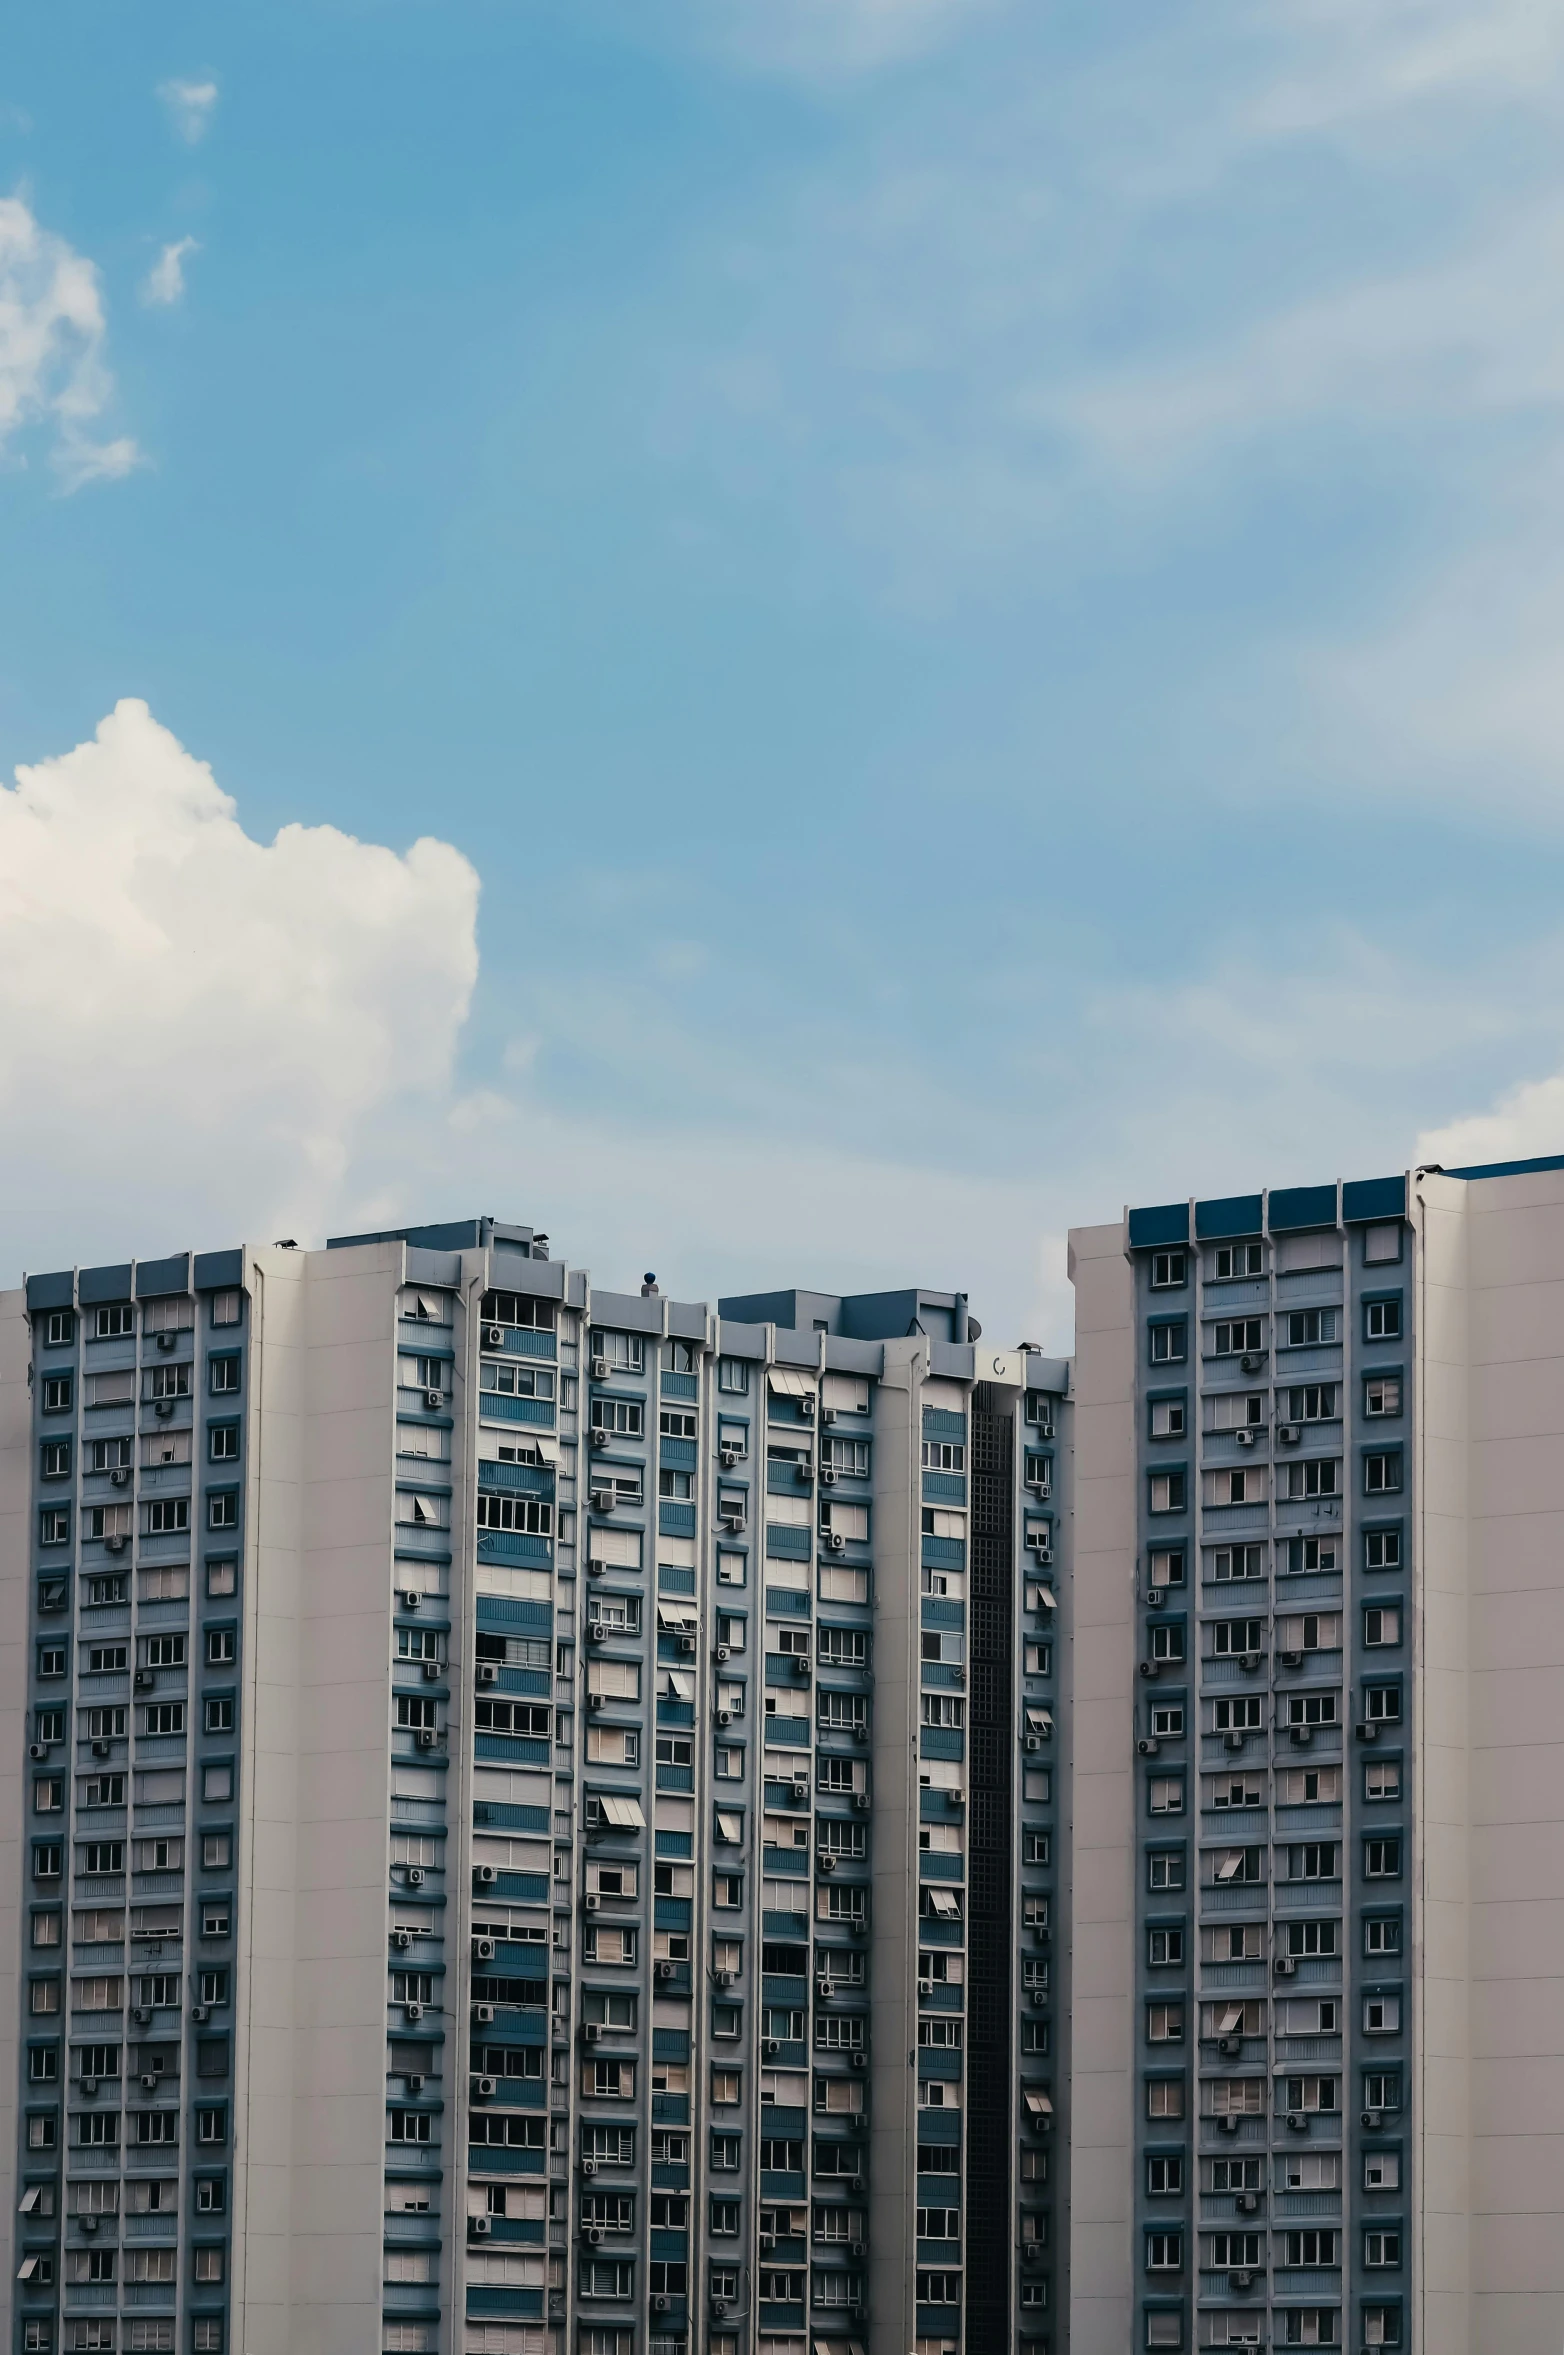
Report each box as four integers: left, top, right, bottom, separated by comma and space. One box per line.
1419, 1073, 1564, 1171
141, 237, 199, 309
0, 195, 141, 490
157, 78, 218, 144
0, 701, 479, 1256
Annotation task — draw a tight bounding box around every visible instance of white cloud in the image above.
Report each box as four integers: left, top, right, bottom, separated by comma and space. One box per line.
157, 78, 218, 144
1417, 1074, 1564, 1170
0, 194, 141, 491
0, 701, 479, 1254
141, 236, 199, 309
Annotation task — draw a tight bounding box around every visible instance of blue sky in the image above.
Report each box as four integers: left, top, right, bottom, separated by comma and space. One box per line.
5, 0, 1564, 1341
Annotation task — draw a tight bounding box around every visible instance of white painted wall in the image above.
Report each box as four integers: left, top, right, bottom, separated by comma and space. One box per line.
1064, 1221, 1136, 2355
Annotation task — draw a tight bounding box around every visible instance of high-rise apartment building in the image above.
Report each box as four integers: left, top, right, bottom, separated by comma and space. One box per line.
0, 1220, 1070, 2355
1067, 1154, 1564, 2355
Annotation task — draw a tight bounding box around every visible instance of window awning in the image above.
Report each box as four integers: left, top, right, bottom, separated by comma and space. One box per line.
657, 1603, 698, 1631
716, 1812, 743, 1843
1023, 2089, 1053, 2116
1026, 1708, 1053, 1735
17, 2187, 42, 2214
1032, 1586, 1057, 1611
1215, 1852, 1244, 1882
597, 1795, 645, 1829
926, 1887, 960, 1919
768, 1369, 818, 1399
1216, 2004, 1244, 2033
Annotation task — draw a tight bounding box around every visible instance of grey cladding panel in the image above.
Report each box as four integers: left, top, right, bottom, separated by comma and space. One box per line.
78, 1262, 133, 1304
25, 1270, 74, 1311
136, 1252, 191, 1298
193, 1249, 244, 1291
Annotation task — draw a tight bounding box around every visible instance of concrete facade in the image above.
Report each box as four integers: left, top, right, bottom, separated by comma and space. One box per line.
3, 1224, 1069, 2355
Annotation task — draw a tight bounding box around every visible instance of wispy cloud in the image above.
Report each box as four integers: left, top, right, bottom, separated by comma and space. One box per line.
157, 77, 218, 145
141, 236, 199, 309
0, 193, 141, 492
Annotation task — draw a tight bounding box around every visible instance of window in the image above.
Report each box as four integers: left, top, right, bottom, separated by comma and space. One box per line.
39, 1508, 70, 1546
1284, 1920, 1340, 1958
209, 1354, 240, 1395
1289, 1843, 1338, 1882
1146, 2003, 1183, 2044
1364, 1527, 1402, 1572
1364, 1452, 1402, 1496
1364, 2230, 1401, 2268
1212, 1619, 1264, 1658
1148, 1322, 1186, 1366
1209, 1543, 1264, 1582
718, 1358, 750, 1394
1212, 1319, 1264, 1357
1285, 1692, 1338, 1729
1147, 1852, 1184, 1892
142, 1499, 189, 1536
1149, 1702, 1185, 1736
1285, 1385, 1337, 1422
95, 1304, 134, 1338
1206, 1847, 1262, 1885
591, 1329, 645, 1375
1147, 1927, 1183, 1967
1148, 1779, 1183, 1817
1145, 2082, 1184, 2121
1212, 1698, 1263, 1733
1362, 2308, 1402, 2348
1364, 2153, 1400, 2192
41, 1374, 72, 1413
1365, 1296, 1402, 1342
1283, 2231, 1338, 2266
1149, 1397, 1185, 1439
1285, 1308, 1338, 1346
1364, 1375, 1401, 1419
1148, 1622, 1185, 1663
1282, 2075, 1339, 2114
1363, 1607, 1401, 1650
1149, 1472, 1186, 1515
40, 1439, 71, 1479
1364, 1838, 1401, 1880
1364, 1684, 1401, 1726
1283, 1459, 1338, 1499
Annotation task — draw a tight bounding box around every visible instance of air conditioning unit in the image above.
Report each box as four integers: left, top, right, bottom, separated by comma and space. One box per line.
475, 2002, 496, 2023
416, 1729, 437, 1750
485, 1325, 504, 1347
1275, 1955, 1297, 1978
850, 2051, 867, 2071
402, 1589, 421, 1610
715, 1643, 731, 1663
799, 1397, 815, 1420
407, 2073, 424, 2095
710, 2300, 729, 2319
111, 1467, 130, 1487
1235, 2193, 1259, 2215
133, 1667, 153, 1690
849, 2240, 866, 2261
655, 1960, 674, 1982
393, 1930, 412, 1952
1281, 1649, 1303, 1669
821, 1467, 838, 1486
590, 1429, 611, 1451
793, 1655, 811, 1679
591, 1491, 615, 1514
476, 1864, 498, 1886
679, 1635, 697, 1657
717, 1969, 735, 1989
132, 2006, 151, 2025
474, 1938, 496, 1961
92, 1739, 111, 1759
156, 1330, 177, 1353
1137, 1736, 1159, 1757
1239, 1352, 1263, 1373
139, 2072, 156, 2091
720, 1448, 740, 1469
1229, 2269, 1255, 2292
716, 1709, 732, 1728
1033, 1545, 1054, 1566
405, 2000, 423, 2022
1219, 2035, 1241, 2058
653, 2296, 671, 2314
1024, 1736, 1043, 1755
472, 2214, 493, 2237
1279, 1424, 1301, 1445
422, 1660, 440, 1682
580, 2158, 598, 2178
192, 2003, 211, 2024
790, 1777, 809, 1801
1240, 1651, 1261, 1674
853, 1792, 871, 1812
796, 1463, 813, 1485
1356, 1722, 1378, 1743
1218, 2114, 1240, 2136
851, 1724, 868, 1744
1287, 2111, 1307, 2132
81, 2074, 98, 2097
585, 1894, 601, 1914
1290, 1725, 1313, 1748
763, 2038, 780, 2058
475, 2074, 498, 2098
407, 1866, 426, 1888
28, 1740, 47, 1761
829, 1534, 846, 1553
583, 2021, 603, 2042
477, 1662, 499, 1686
1138, 1659, 1159, 1681
106, 1535, 127, 1554
154, 1400, 173, 1420
1235, 1429, 1257, 1449
591, 1356, 610, 1381
817, 1976, 832, 1997
848, 2174, 865, 2194
587, 1559, 606, 1578
818, 1855, 837, 1875
587, 1622, 606, 1643
424, 1390, 443, 1411
1361, 2108, 1384, 2131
